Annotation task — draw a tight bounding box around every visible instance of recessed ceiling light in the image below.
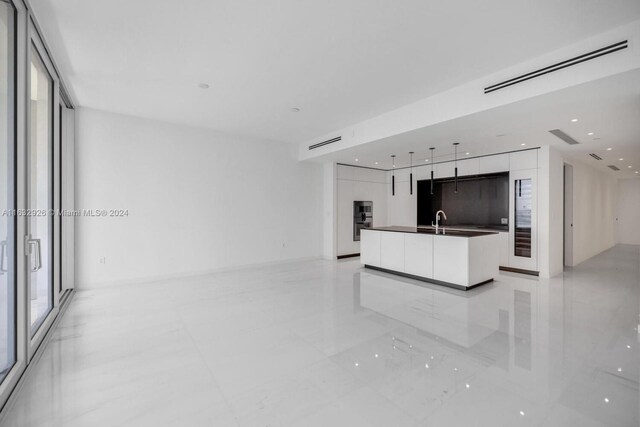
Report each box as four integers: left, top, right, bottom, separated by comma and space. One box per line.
604, 398, 610, 403
425, 159, 429, 162
465, 152, 470, 155
291, 107, 301, 112
465, 383, 470, 388
607, 148, 612, 151
571, 118, 578, 122
521, 143, 526, 146
355, 158, 359, 162
635, 171, 639, 174
628, 166, 632, 168
197, 83, 210, 89
519, 411, 525, 416
619, 158, 624, 161
617, 367, 622, 372
374, 161, 378, 165
587, 132, 594, 136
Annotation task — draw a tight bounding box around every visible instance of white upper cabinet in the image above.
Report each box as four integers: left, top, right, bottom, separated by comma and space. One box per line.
435, 161, 455, 178
337, 164, 354, 180
479, 153, 509, 174
457, 158, 479, 176
510, 150, 538, 171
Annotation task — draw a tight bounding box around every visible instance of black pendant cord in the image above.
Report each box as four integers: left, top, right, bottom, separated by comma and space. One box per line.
391, 155, 396, 196
409, 151, 414, 195
429, 147, 435, 195
453, 142, 459, 193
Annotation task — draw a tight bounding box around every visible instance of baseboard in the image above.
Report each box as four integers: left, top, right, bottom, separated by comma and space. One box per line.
499, 266, 539, 276
77, 255, 324, 289
337, 253, 360, 259
364, 265, 493, 291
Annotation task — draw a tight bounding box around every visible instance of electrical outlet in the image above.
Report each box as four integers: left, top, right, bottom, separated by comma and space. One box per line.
99, 257, 106, 264
501, 218, 508, 225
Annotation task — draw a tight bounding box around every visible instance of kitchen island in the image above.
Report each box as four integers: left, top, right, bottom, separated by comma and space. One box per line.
360, 226, 500, 290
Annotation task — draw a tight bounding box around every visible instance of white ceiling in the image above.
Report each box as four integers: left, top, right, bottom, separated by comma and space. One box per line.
316, 70, 640, 179
32, 0, 640, 143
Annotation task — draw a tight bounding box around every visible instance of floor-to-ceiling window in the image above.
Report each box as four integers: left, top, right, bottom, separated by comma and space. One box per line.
0, 0, 72, 413
28, 44, 53, 335
0, 0, 16, 385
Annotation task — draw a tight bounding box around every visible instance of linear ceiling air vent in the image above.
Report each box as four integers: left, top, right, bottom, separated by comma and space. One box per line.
549, 129, 580, 145
484, 40, 628, 94
589, 153, 603, 160
309, 136, 341, 150
608, 165, 620, 171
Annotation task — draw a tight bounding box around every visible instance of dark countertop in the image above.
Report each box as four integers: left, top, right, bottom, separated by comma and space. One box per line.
417, 224, 508, 232
367, 226, 498, 238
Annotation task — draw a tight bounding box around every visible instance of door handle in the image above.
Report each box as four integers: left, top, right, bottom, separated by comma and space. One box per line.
26, 237, 42, 272
0, 240, 7, 274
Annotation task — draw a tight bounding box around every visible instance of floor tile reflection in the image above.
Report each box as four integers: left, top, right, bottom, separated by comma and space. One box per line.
1, 245, 638, 426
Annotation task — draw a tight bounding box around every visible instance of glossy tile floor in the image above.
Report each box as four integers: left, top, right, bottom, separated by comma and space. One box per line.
1, 245, 638, 426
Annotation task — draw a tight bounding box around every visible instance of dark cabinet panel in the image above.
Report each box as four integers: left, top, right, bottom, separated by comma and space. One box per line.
417, 172, 509, 230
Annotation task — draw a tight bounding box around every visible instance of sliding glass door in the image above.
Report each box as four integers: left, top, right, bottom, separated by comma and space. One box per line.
1, 0, 69, 410
0, 0, 16, 385
27, 22, 59, 352
27, 44, 53, 335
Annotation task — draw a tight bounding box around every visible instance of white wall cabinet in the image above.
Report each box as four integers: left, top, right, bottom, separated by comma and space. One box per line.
336, 165, 387, 256
435, 162, 455, 178
510, 150, 537, 171
458, 158, 480, 176
479, 153, 509, 174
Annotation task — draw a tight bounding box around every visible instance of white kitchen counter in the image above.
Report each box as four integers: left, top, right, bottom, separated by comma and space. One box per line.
361, 226, 500, 290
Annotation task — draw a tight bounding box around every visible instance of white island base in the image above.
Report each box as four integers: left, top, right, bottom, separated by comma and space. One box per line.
361, 227, 500, 291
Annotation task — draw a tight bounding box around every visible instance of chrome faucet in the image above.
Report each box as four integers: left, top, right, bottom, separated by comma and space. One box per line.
432, 210, 447, 235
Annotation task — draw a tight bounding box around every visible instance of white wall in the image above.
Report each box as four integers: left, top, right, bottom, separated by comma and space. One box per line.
76, 108, 323, 287
336, 165, 387, 256
567, 158, 618, 266
538, 146, 564, 278
322, 163, 337, 259
616, 178, 640, 245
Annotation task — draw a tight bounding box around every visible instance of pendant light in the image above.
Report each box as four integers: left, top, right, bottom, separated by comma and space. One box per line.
409, 151, 414, 195
453, 142, 460, 193
391, 155, 396, 196
429, 147, 435, 195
